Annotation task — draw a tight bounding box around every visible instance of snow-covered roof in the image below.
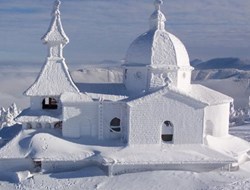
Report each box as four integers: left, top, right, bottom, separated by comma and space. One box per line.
60, 84, 128, 103
86, 93, 128, 102
127, 84, 233, 108
42, 0, 69, 45
125, 0, 191, 69
15, 108, 61, 123
61, 92, 93, 104
76, 83, 128, 96
168, 84, 233, 106
25, 59, 79, 96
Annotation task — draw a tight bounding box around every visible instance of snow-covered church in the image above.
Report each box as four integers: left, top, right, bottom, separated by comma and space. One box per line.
17, 0, 233, 145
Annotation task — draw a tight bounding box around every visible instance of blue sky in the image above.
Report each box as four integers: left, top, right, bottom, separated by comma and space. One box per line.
0, 0, 250, 65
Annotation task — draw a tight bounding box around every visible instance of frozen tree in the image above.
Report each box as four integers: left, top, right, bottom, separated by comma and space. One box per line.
0, 103, 22, 128
9, 103, 21, 118
0, 107, 6, 129
5, 108, 13, 126
230, 102, 249, 126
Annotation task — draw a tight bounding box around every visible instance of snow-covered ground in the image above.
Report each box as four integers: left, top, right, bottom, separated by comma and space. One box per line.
0, 124, 249, 189
1, 167, 250, 190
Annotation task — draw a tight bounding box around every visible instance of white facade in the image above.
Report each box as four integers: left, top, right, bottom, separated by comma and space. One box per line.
17, 0, 233, 147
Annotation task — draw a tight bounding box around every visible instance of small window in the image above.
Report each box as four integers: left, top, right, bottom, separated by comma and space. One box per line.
162, 120, 174, 142
110, 117, 121, 132
42, 97, 58, 110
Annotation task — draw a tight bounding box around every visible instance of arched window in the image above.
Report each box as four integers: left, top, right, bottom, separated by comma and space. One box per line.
26, 123, 32, 129
110, 117, 121, 132
42, 97, 58, 110
162, 120, 174, 142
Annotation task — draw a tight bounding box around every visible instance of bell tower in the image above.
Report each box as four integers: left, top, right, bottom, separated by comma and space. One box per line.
42, 0, 69, 60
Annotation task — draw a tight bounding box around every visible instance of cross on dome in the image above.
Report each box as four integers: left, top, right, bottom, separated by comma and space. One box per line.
154, 0, 163, 11
150, 0, 166, 30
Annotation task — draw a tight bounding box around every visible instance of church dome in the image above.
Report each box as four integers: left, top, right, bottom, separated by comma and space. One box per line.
125, 0, 190, 68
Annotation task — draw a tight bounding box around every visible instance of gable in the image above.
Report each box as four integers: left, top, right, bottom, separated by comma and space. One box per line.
127, 84, 233, 109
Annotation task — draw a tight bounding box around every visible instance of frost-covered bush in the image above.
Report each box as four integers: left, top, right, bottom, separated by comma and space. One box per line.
0, 103, 21, 129
230, 103, 249, 126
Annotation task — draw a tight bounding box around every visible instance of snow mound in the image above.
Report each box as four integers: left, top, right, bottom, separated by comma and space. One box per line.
205, 135, 250, 162
28, 133, 93, 161
101, 144, 234, 166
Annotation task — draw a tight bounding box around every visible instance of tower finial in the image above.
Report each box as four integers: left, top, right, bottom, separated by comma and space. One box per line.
150, 0, 166, 30
154, 0, 163, 11
52, 0, 61, 16
42, 0, 69, 59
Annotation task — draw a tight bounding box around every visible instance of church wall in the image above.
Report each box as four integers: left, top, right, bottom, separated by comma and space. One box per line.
124, 67, 148, 94
102, 102, 125, 140
127, 96, 204, 145
62, 101, 126, 141
177, 70, 192, 91
62, 102, 99, 138
30, 97, 42, 110
204, 103, 230, 137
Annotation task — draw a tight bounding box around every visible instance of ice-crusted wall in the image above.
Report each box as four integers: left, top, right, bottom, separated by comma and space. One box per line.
124, 67, 148, 94
62, 103, 98, 138
204, 103, 230, 137
62, 101, 126, 141
127, 95, 204, 145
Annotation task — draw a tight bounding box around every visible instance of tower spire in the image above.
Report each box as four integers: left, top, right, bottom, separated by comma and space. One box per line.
42, 0, 69, 59
149, 0, 166, 30
52, 0, 61, 16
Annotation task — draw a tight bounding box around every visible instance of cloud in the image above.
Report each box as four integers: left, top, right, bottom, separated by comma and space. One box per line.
0, 0, 250, 64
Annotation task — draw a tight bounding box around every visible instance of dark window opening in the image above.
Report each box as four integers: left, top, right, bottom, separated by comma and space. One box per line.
162, 120, 174, 142
110, 117, 121, 132
27, 123, 32, 129
124, 69, 128, 79
164, 121, 173, 127
33, 160, 42, 172
42, 97, 58, 110
54, 121, 63, 129
162, 134, 173, 142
